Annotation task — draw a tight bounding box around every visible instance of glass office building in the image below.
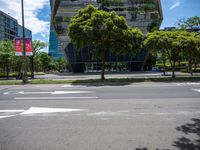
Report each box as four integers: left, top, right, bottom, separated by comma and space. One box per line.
17, 24, 32, 38
0, 11, 32, 41
49, 22, 64, 60
51, 0, 163, 72
0, 11, 18, 40
49, 0, 64, 60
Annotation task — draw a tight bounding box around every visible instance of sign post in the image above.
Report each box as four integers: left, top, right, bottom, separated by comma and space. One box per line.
21, 0, 28, 83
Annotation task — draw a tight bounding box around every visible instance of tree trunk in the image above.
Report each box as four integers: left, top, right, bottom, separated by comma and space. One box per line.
188, 54, 193, 75
6, 65, 9, 79
101, 59, 105, 80
172, 62, 176, 78
163, 60, 166, 76
30, 58, 34, 79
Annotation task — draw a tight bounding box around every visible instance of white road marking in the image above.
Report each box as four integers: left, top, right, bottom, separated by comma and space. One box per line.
152, 112, 171, 116
0, 110, 24, 113
18, 91, 50, 94
3, 91, 18, 95
4, 91, 93, 95
52, 91, 93, 94
192, 89, 200, 93
62, 85, 102, 88
20, 107, 87, 115
14, 96, 98, 100
87, 111, 120, 116
174, 82, 200, 86
99, 118, 110, 120
177, 111, 191, 115
62, 85, 78, 87
0, 115, 18, 119
3, 92, 9, 95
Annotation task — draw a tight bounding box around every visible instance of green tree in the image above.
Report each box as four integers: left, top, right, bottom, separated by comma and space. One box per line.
53, 58, 68, 73
180, 32, 200, 74
176, 16, 200, 30
0, 41, 15, 79
144, 31, 167, 75
176, 16, 200, 74
37, 52, 52, 72
29, 40, 46, 79
69, 4, 143, 80
145, 31, 184, 78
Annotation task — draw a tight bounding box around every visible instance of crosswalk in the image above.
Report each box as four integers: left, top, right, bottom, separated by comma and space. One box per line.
192, 89, 200, 93
173, 82, 200, 93
174, 82, 200, 86
2, 87, 98, 100
0, 107, 87, 119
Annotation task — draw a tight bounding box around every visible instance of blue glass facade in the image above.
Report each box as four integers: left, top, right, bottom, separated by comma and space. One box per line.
49, 0, 64, 60
0, 11, 18, 40
0, 11, 32, 41
17, 24, 32, 38
49, 23, 64, 60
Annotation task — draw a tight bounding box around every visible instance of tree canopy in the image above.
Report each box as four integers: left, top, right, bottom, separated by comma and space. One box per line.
144, 30, 200, 77
69, 4, 143, 79
176, 16, 200, 30
29, 40, 46, 78
0, 41, 15, 79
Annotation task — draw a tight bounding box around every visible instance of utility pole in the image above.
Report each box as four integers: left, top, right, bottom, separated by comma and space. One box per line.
21, 0, 28, 83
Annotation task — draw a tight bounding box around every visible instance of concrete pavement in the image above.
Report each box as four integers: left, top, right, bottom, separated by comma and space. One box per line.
34, 71, 199, 80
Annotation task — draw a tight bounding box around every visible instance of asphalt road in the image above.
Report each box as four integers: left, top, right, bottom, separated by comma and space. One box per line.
0, 82, 200, 150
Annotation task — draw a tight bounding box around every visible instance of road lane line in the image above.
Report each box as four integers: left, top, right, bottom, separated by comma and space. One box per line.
14, 97, 98, 100
175, 83, 200, 86
18, 91, 51, 94
0, 110, 25, 113
62, 85, 102, 88
52, 91, 93, 94
20, 107, 87, 115
4, 91, 94, 95
0, 115, 18, 119
192, 89, 200, 93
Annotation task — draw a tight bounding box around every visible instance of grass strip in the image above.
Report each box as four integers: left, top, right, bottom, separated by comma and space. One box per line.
0, 76, 199, 85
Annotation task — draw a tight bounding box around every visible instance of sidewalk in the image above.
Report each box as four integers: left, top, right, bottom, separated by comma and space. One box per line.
34, 71, 200, 80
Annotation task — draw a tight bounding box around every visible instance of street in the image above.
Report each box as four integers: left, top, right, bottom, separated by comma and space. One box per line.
0, 82, 200, 150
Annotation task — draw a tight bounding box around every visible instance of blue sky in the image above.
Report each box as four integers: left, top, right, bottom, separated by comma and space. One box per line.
160, 0, 200, 28
0, 0, 199, 52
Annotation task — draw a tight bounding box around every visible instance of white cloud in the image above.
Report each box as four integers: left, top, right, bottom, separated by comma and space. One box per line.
169, 0, 181, 10
0, 0, 50, 43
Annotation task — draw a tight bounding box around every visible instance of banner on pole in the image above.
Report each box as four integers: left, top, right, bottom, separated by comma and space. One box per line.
14, 38, 33, 56
14, 38, 23, 56
25, 38, 33, 56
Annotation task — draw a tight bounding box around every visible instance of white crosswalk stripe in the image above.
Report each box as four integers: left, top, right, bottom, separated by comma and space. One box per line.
0, 107, 87, 119
192, 89, 200, 93
4, 90, 94, 95
174, 82, 200, 86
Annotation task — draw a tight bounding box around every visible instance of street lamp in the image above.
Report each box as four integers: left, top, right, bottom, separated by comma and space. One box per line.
21, 0, 28, 83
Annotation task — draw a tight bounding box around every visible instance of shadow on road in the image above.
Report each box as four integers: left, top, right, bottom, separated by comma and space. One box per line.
173, 118, 200, 150
135, 118, 200, 150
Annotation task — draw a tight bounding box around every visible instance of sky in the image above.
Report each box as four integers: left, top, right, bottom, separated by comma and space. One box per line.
0, 0, 199, 52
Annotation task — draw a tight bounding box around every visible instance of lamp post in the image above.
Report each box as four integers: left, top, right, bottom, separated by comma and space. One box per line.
21, 0, 28, 83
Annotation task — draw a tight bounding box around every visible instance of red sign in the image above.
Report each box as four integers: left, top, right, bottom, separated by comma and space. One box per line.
14, 38, 33, 56
25, 38, 33, 56
14, 38, 23, 56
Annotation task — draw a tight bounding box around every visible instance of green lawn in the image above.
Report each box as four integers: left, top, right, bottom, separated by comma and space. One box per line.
0, 76, 199, 85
